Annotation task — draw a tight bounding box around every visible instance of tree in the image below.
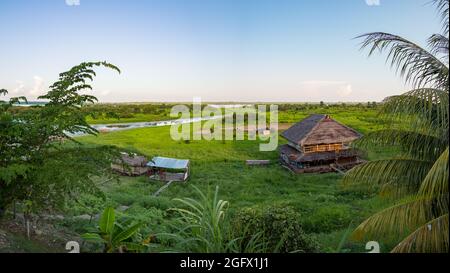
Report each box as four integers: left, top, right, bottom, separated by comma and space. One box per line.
0, 62, 121, 218
343, 0, 448, 252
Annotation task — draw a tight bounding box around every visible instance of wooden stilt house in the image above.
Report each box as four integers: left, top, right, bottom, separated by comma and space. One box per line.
280, 114, 364, 173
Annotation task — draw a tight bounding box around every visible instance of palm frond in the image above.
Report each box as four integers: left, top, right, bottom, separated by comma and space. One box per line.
342, 158, 434, 196
380, 88, 449, 138
391, 213, 449, 253
354, 129, 446, 161
433, 0, 449, 35
428, 34, 449, 64
357, 32, 449, 89
352, 196, 439, 241
418, 148, 449, 213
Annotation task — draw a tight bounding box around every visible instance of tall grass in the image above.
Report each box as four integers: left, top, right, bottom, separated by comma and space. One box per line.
159, 185, 276, 253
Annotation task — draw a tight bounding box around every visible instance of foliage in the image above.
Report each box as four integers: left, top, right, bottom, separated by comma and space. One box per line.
161, 186, 280, 253
344, 0, 449, 252
233, 206, 320, 253
75, 110, 391, 253
301, 205, 353, 234
82, 207, 147, 253
0, 62, 121, 216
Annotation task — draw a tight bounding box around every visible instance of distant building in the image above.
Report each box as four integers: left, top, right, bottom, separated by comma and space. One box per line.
147, 156, 190, 182
111, 153, 148, 176
280, 114, 364, 173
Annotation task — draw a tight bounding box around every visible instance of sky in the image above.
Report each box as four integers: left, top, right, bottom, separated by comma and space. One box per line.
0, 0, 444, 102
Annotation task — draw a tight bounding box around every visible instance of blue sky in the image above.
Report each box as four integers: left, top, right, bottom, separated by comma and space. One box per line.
0, 0, 443, 102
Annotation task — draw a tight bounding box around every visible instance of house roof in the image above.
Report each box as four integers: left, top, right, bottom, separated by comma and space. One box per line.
281, 114, 362, 146
117, 153, 148, 167
147, 156, 190, 169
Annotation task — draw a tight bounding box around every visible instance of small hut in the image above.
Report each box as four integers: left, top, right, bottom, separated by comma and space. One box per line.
147, 157, 190, 182
280, 114, 364, 173
111, 153, 148, 176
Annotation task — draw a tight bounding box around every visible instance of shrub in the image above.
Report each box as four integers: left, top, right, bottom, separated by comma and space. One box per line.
232, 206, 320, 253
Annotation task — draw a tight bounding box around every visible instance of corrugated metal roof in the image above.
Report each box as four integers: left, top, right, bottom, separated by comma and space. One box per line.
147, 157, 190, 169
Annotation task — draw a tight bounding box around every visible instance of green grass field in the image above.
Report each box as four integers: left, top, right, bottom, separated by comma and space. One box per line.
66, 107, 398, 253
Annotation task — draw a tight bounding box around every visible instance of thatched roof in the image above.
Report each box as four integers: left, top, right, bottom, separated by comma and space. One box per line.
280, 144, 362, 162
281, 114, 362, 146
116, 153, 148, 167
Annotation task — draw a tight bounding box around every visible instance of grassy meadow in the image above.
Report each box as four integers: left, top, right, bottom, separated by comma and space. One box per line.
52, 104, 401, 253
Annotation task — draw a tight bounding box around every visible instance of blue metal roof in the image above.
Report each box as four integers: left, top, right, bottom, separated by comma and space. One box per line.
146, 157, 190, 169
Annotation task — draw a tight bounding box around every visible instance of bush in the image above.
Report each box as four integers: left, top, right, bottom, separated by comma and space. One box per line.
232, 206, 320, 253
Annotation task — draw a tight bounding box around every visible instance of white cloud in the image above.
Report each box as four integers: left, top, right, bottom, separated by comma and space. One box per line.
12, 81, 25, 94
100, 90, 111, 96
29, 76, 46, 97
337, 84, 353, 97
365, 0, 380, 6
298, 80, 354, 100
65, 0, 80, 6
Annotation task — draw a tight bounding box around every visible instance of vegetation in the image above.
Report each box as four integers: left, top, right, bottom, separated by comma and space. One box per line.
233, 206, 319, 253
0, 62, 121, 221
2, 2, 446, 253
82, 207, 147, 253
343, 0, 449, 252
67, 108, 397, 253
161, 186, 277, 253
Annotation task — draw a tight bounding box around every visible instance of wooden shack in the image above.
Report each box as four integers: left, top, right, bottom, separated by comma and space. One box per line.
280, 114, 364, 173
111, 153, 148, 176
147, 156, 190, 182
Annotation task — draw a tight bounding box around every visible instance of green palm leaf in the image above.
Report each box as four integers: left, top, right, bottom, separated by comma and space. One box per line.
419, 147, 449, 198
352, 196, 442, 241
380, 89, 449, 136
391, 214, 449, 253
342, 158, 433, 196
354, 129, 445, 161
349, 0, 449, 252
357, 33, 448, 89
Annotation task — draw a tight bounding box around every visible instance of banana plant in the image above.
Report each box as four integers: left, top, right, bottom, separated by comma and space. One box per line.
82, 207, 146, 253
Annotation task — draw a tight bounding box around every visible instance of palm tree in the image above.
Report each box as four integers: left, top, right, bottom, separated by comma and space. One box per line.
343, 0, 449, 253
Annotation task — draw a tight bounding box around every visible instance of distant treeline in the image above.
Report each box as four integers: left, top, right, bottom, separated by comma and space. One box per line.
7, 101, 380, 122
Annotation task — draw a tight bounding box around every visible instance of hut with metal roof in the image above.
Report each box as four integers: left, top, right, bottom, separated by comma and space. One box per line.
111, 153, 149, 176
147, 156, 190, 182
280, 114, 364, 173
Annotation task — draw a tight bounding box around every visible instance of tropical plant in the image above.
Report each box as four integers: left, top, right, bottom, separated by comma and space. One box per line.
343, 0, 449, 252
82, 207, 146, 253
0, 62, 121, 218
162, 185, 276, 253
232, 206, 320, 253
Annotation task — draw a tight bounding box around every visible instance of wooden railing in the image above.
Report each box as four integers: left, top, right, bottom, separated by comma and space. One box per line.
303, 143, 345, 153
